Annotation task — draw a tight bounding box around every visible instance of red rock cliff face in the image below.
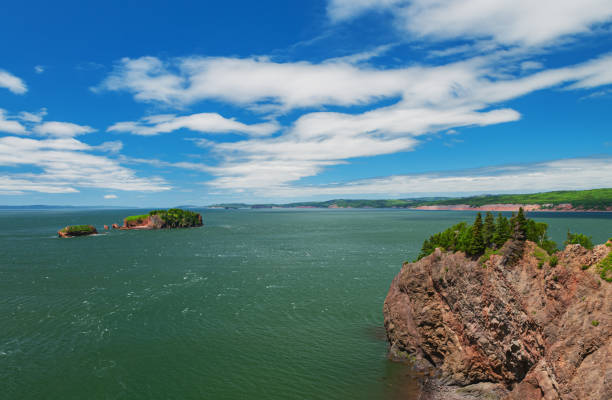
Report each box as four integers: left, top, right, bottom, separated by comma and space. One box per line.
384, 240, 611, 400
122, 215, 164, 230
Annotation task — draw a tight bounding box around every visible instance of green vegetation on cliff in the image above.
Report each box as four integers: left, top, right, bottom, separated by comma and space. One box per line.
124, 214, 148, 222
417, 208, 557, 260
597, 250, 612, 282
59, 225, 96, 234
564, 231, 594, 249
124, 209, 202, 228
148, 208, 202, 228
58, 225, 97, 236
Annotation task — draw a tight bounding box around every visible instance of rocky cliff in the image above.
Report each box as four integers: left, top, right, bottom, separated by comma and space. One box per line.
122, 214, 165, 229
384, 240, 611, 399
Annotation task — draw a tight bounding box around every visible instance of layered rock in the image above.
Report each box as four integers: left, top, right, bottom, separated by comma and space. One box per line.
384, 240, 611, 399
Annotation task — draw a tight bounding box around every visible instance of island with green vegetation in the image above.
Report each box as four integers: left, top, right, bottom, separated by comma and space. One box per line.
209, 188, 612, 211
57, 225, 97, 238
122, 208, 203, 230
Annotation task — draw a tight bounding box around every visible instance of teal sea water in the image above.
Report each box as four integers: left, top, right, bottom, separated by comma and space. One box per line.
1, 209, 611, 400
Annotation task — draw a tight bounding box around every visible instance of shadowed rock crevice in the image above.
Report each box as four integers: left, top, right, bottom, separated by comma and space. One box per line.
384, 240, 612, 399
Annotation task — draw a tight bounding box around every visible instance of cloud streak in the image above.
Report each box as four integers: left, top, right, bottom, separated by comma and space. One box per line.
108, 113, 279, 136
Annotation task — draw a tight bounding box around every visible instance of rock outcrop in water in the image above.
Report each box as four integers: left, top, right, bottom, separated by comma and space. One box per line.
384, 239, 612, 399
58, 225, 97, 238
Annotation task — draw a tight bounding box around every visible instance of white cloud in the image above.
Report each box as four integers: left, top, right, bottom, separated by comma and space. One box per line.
104, 194, 118, 199
328, 0, 612, 47
34, 65, 45, 74
0, 109, 27, 134
33, 121, 95, 137
97, 56, 411, 110
18, 109, 48, 123
0, 70, 27, 94
97, 53, 612, 114
0, 136, 169, 194
108, 113, 279, 136
236, 156, 612, 199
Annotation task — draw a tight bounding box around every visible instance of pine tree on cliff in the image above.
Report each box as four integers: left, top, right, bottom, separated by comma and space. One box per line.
482, 212, 495, 247
513, 207, 528, 241
493, 213, 511, 248
468, 213, 485, 256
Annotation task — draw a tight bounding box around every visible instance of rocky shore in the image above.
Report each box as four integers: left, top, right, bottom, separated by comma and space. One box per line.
384, 239, 611, 399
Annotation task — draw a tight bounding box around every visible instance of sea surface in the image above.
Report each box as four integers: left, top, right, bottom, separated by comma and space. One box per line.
1, 209, 611, 400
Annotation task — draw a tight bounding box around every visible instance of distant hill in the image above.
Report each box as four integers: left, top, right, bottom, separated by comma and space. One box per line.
422, 188, 612, 210
208, 189, 612, 211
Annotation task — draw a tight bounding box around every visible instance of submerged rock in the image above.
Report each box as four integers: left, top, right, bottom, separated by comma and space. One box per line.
384, 240, 612, 399
58, 225, 97, 238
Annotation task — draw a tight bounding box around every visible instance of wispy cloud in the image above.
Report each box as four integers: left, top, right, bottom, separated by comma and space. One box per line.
0, 69, 27, 94
108, 113, 279, 136
34, 65, 45, 74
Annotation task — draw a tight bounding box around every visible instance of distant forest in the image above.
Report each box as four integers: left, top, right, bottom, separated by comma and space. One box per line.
210, 188, 612, 210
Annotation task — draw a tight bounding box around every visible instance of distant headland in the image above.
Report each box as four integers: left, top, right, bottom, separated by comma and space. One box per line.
209, 188, 612, 212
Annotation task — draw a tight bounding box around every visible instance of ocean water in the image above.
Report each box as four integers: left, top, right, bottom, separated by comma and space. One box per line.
1, 209, 610, 400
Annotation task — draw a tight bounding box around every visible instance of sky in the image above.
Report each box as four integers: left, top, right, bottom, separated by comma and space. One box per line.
1, 0, 612, 207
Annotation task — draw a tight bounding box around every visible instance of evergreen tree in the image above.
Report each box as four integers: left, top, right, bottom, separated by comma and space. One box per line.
468, 213, 485, 255
512, 208, 526, 242
493, 213, 511, 248
483, 212, 495, 247
514, 207, 528, 240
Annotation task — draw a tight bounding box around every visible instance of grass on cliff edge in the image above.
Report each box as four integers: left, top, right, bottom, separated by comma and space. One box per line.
124, 214, 148, 222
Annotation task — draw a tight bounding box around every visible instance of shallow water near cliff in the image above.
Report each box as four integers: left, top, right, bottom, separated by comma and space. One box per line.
1, 209, 610, 400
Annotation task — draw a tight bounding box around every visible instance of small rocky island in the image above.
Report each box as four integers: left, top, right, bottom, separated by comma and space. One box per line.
384, 210, 611, 399
121, 208, 203, 230
58, 225, 97, 238
57, 209, 203, 237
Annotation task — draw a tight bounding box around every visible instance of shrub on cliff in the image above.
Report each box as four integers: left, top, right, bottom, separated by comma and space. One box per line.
148, 208, 202, 228
564, 231, 594, 249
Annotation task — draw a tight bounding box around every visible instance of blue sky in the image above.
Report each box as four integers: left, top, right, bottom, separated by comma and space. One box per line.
1, 0, 612, 206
